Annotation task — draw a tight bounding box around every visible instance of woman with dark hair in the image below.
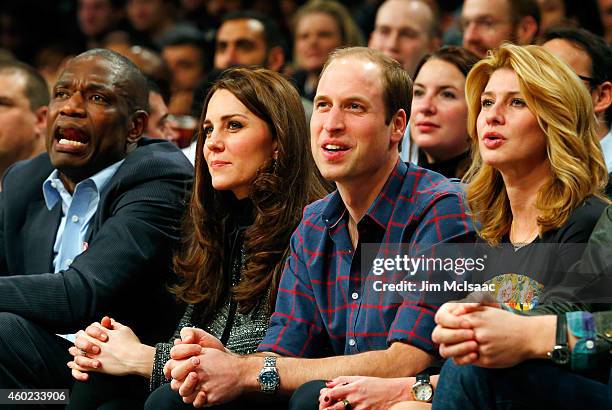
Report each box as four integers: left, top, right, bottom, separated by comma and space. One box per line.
65, 67, 328, 409
409, 46, 480, 179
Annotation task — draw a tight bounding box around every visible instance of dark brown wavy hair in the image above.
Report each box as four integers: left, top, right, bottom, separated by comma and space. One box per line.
171, 67, 328, 319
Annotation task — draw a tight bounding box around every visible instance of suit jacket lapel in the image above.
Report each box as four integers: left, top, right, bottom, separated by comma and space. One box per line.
24, 200, 62, 273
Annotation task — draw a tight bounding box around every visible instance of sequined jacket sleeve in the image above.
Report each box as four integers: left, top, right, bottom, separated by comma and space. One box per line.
149, 305, 193, 391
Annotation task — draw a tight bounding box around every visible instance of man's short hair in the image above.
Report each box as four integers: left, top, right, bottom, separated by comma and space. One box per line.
146, 76, 170, 104
108, 0, 127, 9
158, 24, 207, 50
405, 0, 442, 40
322, 47, 412, 125
220, 10, 286, 52
158, 25, 208, 72
543, 27, 612, 126
508, 0, 541, 27
71, 48, 150, 112
0, 60, 49, 111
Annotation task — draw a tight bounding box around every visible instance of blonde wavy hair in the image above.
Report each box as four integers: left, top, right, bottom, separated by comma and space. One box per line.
464, 43, 609, 245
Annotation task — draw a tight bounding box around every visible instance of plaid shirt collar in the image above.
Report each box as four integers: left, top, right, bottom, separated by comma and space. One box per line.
322, 159, 407, 233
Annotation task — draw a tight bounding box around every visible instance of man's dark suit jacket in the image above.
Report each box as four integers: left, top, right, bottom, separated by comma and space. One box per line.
0, 138, 193, 345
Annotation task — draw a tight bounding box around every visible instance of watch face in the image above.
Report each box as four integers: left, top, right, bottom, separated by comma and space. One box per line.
260, 369, 280, 387
413, 383, 433, 402
552, 347, 570, 365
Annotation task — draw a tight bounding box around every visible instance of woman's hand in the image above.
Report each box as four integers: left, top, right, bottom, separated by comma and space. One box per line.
67, 316, 113, 381
432, 302, 480, 365
175, 327, 227, 352
318, 376, 413, 410
68, 317, 155, 379
454, 307, 553, 368
434, 303, 554, 368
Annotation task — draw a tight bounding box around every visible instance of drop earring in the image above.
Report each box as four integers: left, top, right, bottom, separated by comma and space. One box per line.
272, 151, 279, 172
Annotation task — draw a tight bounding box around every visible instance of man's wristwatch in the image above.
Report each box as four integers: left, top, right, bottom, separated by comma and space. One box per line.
258, 356, 280, 394
411, 372, 434, 402
547, 313, 570, 365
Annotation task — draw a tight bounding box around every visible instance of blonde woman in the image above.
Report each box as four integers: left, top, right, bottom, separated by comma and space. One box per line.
431, 43, 610, 409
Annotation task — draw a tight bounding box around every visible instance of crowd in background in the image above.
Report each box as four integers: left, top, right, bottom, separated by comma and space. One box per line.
1, 0, 612, 173
1, 1, 612, 409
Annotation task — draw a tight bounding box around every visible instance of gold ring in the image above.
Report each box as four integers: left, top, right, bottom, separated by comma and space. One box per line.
342, 399, 352, 410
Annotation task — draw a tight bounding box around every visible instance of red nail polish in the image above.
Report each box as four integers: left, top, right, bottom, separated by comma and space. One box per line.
324, 396, 329, 402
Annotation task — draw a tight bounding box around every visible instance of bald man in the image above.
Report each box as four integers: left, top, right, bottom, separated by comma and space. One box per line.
0, 49, 192, 392
368, 0, 440, 77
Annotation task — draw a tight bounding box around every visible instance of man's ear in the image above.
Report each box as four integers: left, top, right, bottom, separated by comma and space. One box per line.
34, 106, 47, 137
515, 16, 538, 45
266, 46, 285, 72
127, 110, 148, 146
390, 109, 407, 145
593, 81, 612, 118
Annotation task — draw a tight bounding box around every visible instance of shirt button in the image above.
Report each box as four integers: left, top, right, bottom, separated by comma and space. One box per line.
50, 182, 56, 188
351, 292, 359, 300
71, 215, 79, 223
66, 258, 73, 265
348, 338, 356, 346
585, 340, 595, 349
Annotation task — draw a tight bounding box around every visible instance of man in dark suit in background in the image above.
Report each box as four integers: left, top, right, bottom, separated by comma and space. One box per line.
0, 48, 193, 393
0, 60, 49, 183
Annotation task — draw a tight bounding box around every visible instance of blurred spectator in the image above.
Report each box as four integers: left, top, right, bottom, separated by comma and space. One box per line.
461, 0, 540, 57
77, 0, 130, 49
536, 0, 603, 36
159, 25, 208, 114
1, 1, 54, 64
409, 46, 479, 179
599, 0, 612, 43
214, 11, 285, 72
0, 61, 48, 182
291, 0, 364, 101
368, 0, 441, 77
438, 0, 464, 44
249, 0, 305, 55
146, 79, 181, 144
542, 28, 612, 171
106, 42, 171, 97
184, 0, 244, 41
537, 0, 565, 30
127, 0, 193, 49
203, 0, 245, 20
33, 45, 75, 93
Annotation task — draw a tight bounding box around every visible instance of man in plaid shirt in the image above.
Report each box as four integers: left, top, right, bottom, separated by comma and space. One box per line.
160, 47, 475, 409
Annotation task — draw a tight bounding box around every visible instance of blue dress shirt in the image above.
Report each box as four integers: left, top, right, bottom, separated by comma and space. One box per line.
42, 160, 124, 273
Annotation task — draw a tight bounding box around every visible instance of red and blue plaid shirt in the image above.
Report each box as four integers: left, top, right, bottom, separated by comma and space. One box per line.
258, 160, 475, 357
